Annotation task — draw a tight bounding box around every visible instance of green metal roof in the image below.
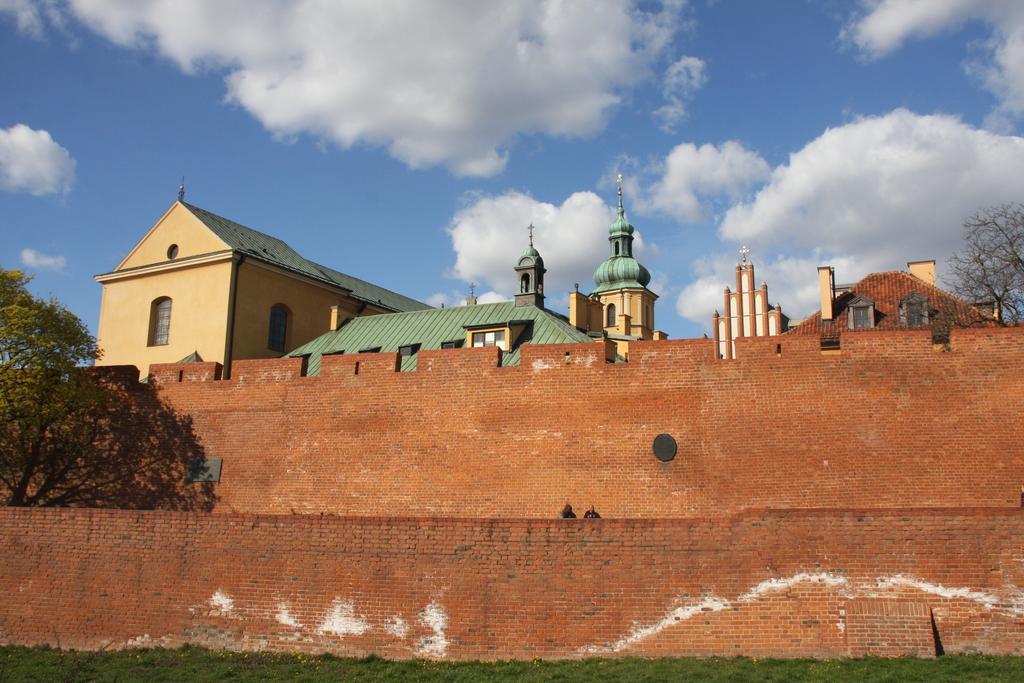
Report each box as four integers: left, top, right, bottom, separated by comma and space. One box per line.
182, 202, 430, 313
288, 301, 593, 374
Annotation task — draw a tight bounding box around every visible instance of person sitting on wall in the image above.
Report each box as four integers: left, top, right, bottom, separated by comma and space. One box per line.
583, 506, 601, 519
560, 503, 576, 518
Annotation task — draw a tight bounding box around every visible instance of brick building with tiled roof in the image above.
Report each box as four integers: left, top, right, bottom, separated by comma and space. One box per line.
787, 260, 991, 342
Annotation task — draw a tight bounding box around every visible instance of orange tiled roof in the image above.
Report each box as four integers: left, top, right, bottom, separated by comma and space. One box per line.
785, 270, 984, 339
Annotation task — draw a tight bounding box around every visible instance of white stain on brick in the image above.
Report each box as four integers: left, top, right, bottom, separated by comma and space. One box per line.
737, 572, 847, 602
416, 601, 449, 657
209, 590, 234, 612
580, 596, 731, 654
276, 603, 301, 628
318, 599, 369, 637
531, 359, 555, 370
582, 570, 1024, 654
874, 575, 996, 606
384, 615, 409, 639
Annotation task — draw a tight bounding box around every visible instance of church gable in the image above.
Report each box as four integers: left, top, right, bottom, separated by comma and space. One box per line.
117, 202, 231, 271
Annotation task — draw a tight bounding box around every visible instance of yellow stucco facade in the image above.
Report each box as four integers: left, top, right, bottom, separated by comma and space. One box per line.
228, 259, 383, 364
95, 201, 416, 378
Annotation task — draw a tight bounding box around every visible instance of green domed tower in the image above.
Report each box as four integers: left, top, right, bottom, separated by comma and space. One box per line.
592, 175, 658, 338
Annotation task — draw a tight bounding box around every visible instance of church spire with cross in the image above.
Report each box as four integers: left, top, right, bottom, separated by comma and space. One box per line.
514, 222, 546, 308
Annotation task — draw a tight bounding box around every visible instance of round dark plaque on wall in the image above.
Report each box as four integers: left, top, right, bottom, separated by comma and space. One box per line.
652, 433, 677, 462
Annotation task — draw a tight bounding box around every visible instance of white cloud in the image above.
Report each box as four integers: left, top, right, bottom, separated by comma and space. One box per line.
0, 124, 76, 195
643, 141, 771, 223
447, 190, 651, 300
29, 0, 687, 176
20, 248, 66, 272
654, 55, 707, 131
675, 108, 1024, 327
844, 0, 1024, 129
721, 109, 1024, 265
0, 0, 59, 36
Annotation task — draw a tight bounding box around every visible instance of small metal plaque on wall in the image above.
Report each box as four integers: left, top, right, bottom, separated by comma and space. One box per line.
187, 457, 222, 483
652, 434, 677, 462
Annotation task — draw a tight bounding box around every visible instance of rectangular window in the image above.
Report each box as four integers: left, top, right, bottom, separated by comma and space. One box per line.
358, 346, 382, 353
398, 344, 419, 357
471, 330, 506, 350
907, 303, 924, 326
852, 306, 871, 329
440, 340, 462, 349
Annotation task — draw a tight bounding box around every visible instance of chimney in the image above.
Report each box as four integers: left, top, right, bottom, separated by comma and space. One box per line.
907, 260, 936, 286
569, 290, 589, 331
817, 266, 835, 321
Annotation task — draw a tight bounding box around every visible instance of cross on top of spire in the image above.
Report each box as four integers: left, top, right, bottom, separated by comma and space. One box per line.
178, 176, 185, 202
469, 282, 476, 297
739, 244, 751, 264
616, 173, 624, 213
527, 222, 534, 247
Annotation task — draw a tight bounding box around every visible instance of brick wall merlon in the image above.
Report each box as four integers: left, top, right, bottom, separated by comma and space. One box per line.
231, 357, 306, 384
949, 325, 1024, 353
88, 364, 144, 387
318, 351, 399, 378
840, 329, 934, 357
148, 361, 223, 384
417, 346, 502, 374
519, 341, 610, 368
631, 338, 717, 364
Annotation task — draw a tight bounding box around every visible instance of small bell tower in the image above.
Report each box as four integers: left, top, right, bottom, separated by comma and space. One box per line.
514, 223, 546, 308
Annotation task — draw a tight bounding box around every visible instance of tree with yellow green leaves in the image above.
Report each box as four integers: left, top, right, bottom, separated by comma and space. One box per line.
1, 267, 214, 509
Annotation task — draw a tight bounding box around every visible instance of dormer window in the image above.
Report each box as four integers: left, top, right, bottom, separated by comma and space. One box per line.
846, 296, 875, 330
398, 343, 420, 358
471, 330, 506, 350
899, 292, 929, 327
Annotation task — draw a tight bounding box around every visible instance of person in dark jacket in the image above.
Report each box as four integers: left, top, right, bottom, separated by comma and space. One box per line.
583, 506, 601, 518
560, 503, 576, 518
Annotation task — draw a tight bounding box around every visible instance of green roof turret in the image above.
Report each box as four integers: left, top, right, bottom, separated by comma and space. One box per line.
593, 174, 651, 292
515, 223, 546, 307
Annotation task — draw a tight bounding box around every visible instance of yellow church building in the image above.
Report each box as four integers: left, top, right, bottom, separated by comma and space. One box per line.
94, 196, 428, 378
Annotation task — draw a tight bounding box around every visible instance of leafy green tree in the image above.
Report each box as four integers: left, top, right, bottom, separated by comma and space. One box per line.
0, 268, 106, 506
1, 267, 214, 509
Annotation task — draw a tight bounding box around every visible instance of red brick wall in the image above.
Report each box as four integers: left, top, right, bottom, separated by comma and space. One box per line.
845, 601, 935, 658
134, 327, 1024, 518
1, 508, 1021, 659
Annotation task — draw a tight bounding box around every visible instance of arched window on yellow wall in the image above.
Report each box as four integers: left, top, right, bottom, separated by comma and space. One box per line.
606, 303, 616, 327
268, 304, 289, 353
148, 297, 172, 346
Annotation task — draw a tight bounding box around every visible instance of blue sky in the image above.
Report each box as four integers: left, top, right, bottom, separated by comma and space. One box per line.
3, 0, 1024, 341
